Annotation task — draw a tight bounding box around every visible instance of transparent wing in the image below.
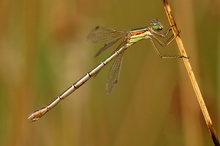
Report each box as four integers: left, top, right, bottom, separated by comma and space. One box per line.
87, 26, 125, 43
106, 52, 124, 95
94, 36, 124, 57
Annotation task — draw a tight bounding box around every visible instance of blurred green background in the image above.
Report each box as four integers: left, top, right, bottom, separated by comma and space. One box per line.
0, 0, 219, 146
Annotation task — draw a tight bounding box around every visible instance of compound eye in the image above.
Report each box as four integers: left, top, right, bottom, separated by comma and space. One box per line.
152, 25, 163, 30
151, 19, 163, 31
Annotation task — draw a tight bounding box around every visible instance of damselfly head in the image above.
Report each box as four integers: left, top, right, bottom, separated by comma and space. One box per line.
150, 19, 163, 31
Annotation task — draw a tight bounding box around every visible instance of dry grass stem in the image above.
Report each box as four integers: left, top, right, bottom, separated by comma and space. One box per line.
163, 0, 220, 145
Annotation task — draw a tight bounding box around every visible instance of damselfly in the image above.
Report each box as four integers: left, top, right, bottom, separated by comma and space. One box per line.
28, 19, 187, 122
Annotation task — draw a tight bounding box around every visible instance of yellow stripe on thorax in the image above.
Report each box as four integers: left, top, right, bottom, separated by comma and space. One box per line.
128, 27, 149, 43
